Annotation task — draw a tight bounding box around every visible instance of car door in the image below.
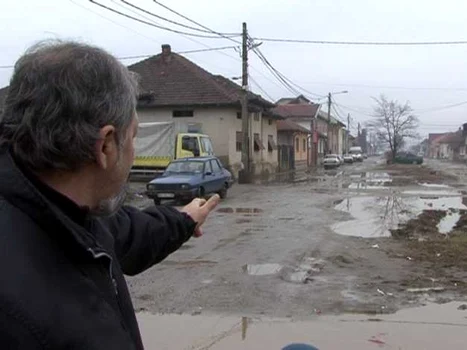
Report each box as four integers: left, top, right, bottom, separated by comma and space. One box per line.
202, 160, 216, 193
209, 159, 225, 192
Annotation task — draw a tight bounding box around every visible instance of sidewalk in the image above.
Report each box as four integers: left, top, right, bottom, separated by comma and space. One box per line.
137, 302, 467, 349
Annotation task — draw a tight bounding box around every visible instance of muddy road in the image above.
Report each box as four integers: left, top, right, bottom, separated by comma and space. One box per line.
125, 158, 467, 317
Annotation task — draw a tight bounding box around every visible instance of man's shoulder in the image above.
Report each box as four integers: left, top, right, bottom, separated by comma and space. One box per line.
0, 196, 42, 237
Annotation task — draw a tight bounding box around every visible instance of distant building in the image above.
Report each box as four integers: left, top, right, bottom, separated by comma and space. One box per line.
276, 119, 310, 171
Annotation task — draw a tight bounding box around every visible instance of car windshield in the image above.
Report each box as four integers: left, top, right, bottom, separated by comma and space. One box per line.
165, 161, 204, 174
325, 154, 338, 158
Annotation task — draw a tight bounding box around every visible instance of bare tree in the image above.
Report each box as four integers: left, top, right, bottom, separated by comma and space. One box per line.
368, 95, 419, 161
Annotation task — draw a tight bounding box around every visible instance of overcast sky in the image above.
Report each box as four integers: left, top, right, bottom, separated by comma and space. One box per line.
2, 0, 467, 136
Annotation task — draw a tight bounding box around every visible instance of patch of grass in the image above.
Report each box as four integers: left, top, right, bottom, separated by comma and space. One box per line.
407, 234, 467, 269
391, 210, 446, 239
377, 164, 457, 185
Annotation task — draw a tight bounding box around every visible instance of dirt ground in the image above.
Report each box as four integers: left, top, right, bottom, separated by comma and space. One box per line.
124, 158, 467, 318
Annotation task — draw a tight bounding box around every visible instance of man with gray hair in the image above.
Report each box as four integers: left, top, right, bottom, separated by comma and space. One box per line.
0, 41, 219, 349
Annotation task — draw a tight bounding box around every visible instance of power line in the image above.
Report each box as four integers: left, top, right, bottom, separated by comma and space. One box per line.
0, 46, 239, 71
415, 100, 467, 113
146, 1, 285, 88
69, 0, 163, 45
88, 0, 239, 39
251, 47, 301, 96
333, 101, 374, 117
120, 0, 238, 36
115, 0, 243, 66
330, 101, 348, 125
152, 0, 241, 45
294, 80, 467, 92
250, 37, 467, 46
251, 45, 324, 100
249, 75, 275, 102
249, 38, 325, 98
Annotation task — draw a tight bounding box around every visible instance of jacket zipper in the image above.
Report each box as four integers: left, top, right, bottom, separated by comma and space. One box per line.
87, 248, 118, 296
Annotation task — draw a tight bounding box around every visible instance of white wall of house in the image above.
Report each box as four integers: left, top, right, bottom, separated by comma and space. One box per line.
338, 128, 345, 155
137, 107, 278, 178
294, 120, 312, 132
137, 107, 235, 162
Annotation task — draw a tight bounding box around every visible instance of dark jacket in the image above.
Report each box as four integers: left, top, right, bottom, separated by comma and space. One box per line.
0, 150, 197, 349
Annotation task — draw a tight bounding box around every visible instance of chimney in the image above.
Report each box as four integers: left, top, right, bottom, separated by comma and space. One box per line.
161, 44, 171, 62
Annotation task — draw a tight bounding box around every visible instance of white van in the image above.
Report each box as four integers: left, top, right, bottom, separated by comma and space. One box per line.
349, 146, 363, 162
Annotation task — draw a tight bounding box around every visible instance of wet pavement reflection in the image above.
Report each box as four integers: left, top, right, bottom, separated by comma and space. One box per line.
332, 183, 467, 237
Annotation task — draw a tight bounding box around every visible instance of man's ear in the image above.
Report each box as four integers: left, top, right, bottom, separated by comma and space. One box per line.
95, 125, 117, 170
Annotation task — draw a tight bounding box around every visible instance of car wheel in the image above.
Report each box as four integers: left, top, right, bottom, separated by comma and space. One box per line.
218, 184, 228, 199
197, 187, 205, 199
153, 198, 161, 206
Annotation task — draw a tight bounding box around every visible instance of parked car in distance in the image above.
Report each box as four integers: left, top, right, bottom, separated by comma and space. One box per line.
349, 146, 364, 162
343, 154, 354, 164
390, 152, 424, 165
323, 154, 341, 169
146, 157, 233, 205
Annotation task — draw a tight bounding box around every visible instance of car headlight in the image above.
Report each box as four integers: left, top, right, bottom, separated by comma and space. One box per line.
147, 184, 156, 191
180, 184, 190, 190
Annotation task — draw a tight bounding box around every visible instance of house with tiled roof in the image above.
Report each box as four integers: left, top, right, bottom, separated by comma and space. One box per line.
276, 119, 310, 171
430, 129, 466, 160
129, 44, 281, 178
272, 100, 331, 166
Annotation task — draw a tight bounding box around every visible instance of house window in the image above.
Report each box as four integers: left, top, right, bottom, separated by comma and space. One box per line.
268, 119, 273, 125
295, 137, 299, 151
254, 133, 265, 152
173, 110, 194, 117
268, 135, 277, 152
237, 112, 242, 119
303, 138, 306, 152
254, 112, 260, 121
236, 131, 243, 152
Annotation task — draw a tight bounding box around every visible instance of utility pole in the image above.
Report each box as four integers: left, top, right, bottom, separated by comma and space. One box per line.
239, 22, 250, 183
327, 92, 331, 154
347, 113, 351, 153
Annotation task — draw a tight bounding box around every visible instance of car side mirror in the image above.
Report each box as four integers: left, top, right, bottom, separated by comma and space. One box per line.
205, 171, 213, 176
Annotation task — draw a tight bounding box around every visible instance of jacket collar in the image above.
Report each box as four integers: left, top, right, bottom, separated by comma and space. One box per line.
0, 149, 104, 258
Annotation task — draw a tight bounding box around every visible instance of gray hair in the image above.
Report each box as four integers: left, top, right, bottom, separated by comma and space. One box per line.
0, 40, 139, 171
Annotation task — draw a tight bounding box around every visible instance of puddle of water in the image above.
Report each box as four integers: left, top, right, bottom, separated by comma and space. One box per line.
349, 172, 392, 190
243, 263, 282, 276
438, 210, 461, 234
332, 193, 467, 238
403, 190, 458, 197
419, 183, 451, 189
217, 207, 235, 213
236, 208, 263, 214
137, 302, 467, 349
217, 207, 263, 215
348, 183, 390, 190
287, 271, 309, 283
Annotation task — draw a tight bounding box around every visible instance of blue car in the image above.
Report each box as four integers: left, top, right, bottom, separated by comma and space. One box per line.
146, 157, 233, 205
